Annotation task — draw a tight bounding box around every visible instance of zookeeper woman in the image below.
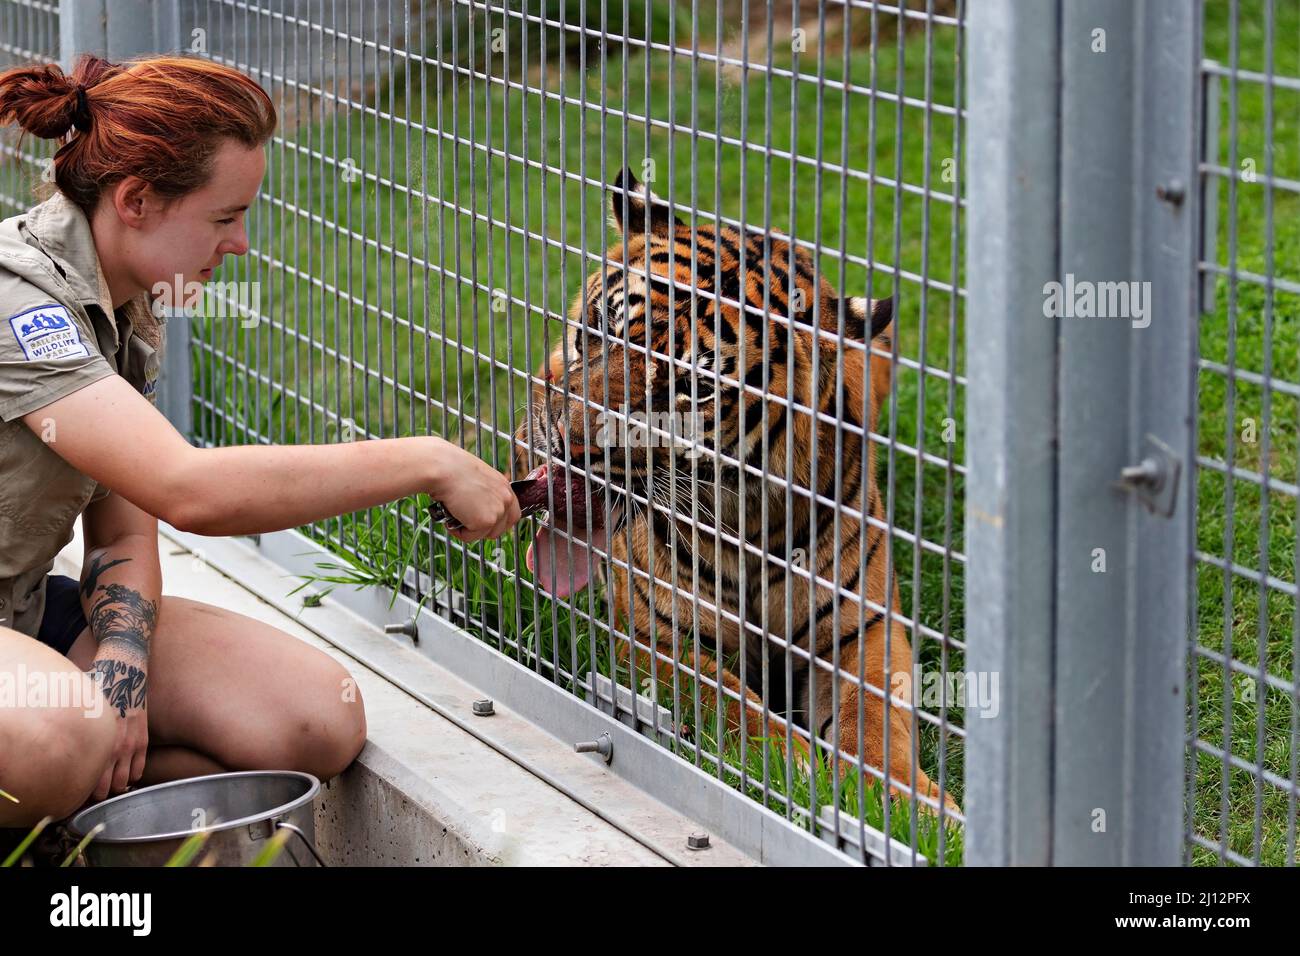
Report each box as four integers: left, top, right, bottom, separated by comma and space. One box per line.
0, 53, 520, 830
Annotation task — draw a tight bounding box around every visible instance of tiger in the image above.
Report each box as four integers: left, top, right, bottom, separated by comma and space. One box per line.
512, 167, 958, 817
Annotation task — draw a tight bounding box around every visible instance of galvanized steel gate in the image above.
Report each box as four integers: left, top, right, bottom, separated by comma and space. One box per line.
2, 0, 1296, 866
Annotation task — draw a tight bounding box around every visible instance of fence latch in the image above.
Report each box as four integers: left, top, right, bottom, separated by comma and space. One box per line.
1114, 434, 1182, 518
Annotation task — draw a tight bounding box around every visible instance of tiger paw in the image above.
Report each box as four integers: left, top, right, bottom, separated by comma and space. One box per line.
887, 782, 962, 822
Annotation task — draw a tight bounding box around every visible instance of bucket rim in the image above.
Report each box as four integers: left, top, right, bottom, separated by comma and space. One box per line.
66, 770, 321, 844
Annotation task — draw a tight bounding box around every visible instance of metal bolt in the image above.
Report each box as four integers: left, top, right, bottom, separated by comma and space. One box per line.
383, 617, 419, 642
1113, 435, 1182, 519
687, 832, 711, 850
1120, 456, 1165, 490
1155, 179, 1185, 205
472, 698, 495, 716
574, 732, 613, 764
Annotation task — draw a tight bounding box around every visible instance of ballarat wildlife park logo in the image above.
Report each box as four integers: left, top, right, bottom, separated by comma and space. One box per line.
1042, 273, 1152, 329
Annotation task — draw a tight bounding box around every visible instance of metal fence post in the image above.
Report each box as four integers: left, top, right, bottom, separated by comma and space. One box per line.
967, 0, 1199, 865
60, 0, 182, 68
146, 1, 192, 441
1055, 0, 1198, 867
964, 0, 1061, 867
58, 1, 107, 73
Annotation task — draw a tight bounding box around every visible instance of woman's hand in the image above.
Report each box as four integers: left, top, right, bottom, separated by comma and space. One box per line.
428, 437, 522, 541
90, 657, 150, 799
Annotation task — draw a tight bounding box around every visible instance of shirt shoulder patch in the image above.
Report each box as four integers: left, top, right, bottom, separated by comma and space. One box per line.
6, 304, 90, 362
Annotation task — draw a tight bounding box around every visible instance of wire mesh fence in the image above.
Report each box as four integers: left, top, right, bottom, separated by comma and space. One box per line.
1190, 0, 1299, 867
2, 0, 1297, 867
170, 0, 968, 865
0, 0, 59, 216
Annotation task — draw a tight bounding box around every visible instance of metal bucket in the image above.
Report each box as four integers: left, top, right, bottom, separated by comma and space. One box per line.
67, 770, 326, 867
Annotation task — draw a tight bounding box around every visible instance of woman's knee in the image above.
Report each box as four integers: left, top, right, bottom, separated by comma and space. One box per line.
255, 652, 367, 780
35, 701, 118, 821
0, 646, 118, 826
301, 657, 367, 778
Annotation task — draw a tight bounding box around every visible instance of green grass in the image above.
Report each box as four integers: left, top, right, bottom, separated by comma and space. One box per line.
179, 1, 1294, 865
1185, 0, 1300, 866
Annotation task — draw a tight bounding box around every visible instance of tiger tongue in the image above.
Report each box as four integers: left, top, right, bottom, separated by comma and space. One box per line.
524, 466, 607, 598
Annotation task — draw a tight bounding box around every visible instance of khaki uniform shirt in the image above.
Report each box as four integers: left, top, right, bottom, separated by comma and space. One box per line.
0, 189, 165, 640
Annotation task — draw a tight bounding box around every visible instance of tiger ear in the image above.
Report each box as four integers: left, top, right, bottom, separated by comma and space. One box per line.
845, 295, 894, 430
846, 295, 894, 341
611, 166, 682, 239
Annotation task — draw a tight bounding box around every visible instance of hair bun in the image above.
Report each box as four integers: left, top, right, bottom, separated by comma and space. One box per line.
0, 53, 117, 140
0, 62, 79, 139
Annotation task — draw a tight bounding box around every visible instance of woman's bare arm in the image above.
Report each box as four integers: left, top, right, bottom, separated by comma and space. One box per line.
170, 434, 448, 536
22, 372, 519, 539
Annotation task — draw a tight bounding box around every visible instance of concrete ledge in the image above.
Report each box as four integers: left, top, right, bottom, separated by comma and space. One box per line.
55, 521, 755, 866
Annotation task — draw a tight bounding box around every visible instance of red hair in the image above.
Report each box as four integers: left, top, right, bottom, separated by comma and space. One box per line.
0, 52, 276, 216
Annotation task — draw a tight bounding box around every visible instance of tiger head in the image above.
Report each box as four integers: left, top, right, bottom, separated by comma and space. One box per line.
514, 167, 895, 598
